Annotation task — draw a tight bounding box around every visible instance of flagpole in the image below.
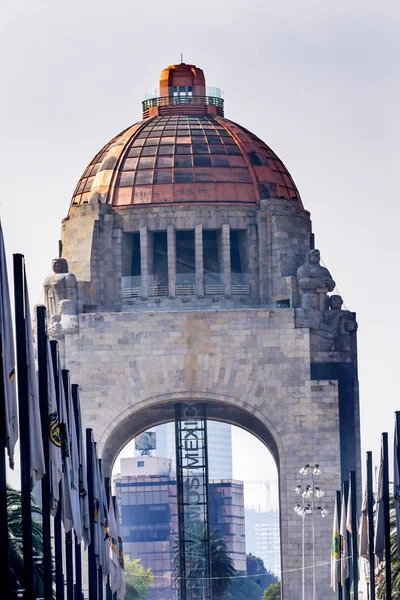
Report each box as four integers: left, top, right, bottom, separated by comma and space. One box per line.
72, 384, 83, 600
37, 305, 53, 599
62, 369, 75, 599
349, 471, 358, 599
336, 491, 343, 600
87, 428, 98, 600
50, 340, 65, 600
366, 451, 375, 600
105, 476, 113, 600
0, 334, 11, 599
112, 496, 118, 600
382, 432, 392, 598
342, 481, 351, 600
98, 457, 104, 600
13, 253, 35, 600
396, 412, 400, 559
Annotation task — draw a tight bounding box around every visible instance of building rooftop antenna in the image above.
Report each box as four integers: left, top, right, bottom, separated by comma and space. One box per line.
180, 52, 183, 64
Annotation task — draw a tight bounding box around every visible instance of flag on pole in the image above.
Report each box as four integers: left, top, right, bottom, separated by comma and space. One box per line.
58, 364, 74, 532
0, 222, 18, 468
47, 338, 62, 516
99, 460, 110, 577
359, 483, 369, 559
331, 494, 341, 591
74, 387, 90, 547
24, 271, 45, 488
340, 488, 349, 585
108, 496, 120, 595
346, 479, 353, 535
115, 497, 126, 600
374, 439, 385, 563
93, 442, 103, 568
394, 414, 400, 558
65, 375, 82, 542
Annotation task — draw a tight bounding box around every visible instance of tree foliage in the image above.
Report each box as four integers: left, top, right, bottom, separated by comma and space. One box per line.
174, 526, 236, 597
377, 496, 400, 598
246, 553, 278, 591
263, 582, 281, 600
125, 557, 154, 600
223, 554, 279, 600
222, 571, 265, 600
7, 486, 45, 596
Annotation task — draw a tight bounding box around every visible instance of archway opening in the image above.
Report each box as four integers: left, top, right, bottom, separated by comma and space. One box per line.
107, 400, 281, 600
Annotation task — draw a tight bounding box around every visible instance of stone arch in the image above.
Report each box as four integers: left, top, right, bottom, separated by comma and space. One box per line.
99, 390, 284, 477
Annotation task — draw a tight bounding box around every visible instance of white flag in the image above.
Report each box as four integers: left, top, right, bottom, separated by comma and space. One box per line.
108, 497, 120, 594
0, 222, 18, 468
359, 484, 369, 559
66, 376, 82, 542
75, 388, 90, 547
58, 362, 74, 532
340, 489, 349, 585
24, 272, 45, 488
331, 494, 341, 591
115, 498, 126, 600
374, 441, 385, 563
394, 417, 400, 558
46, 338, 62, 516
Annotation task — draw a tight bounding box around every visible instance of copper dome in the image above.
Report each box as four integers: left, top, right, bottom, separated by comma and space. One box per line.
70, 64, 302, 210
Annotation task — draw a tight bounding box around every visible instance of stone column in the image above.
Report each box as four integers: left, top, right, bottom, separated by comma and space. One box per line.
221, 224, 231, 297
195, 224, 204, 297
167, 225, 176, 298
247, 224, 258, 298
139, 226, 150, 299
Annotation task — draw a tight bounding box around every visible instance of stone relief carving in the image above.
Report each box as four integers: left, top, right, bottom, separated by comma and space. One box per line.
44, 258, 78, 337
297, 249, 335, 311
323, 294, 358, 353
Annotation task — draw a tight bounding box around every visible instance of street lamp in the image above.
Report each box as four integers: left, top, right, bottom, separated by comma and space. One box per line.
294, 464, 329, 600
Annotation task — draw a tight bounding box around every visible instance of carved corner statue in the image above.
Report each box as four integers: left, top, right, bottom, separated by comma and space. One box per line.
323, 295, 358, 353
297, 249, 335, 311
295, 250, 358, 355
295, 293, 334, 347
44, 258, 78, 337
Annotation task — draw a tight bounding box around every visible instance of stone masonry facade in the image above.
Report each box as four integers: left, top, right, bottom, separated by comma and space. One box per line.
44, 192, 359, 599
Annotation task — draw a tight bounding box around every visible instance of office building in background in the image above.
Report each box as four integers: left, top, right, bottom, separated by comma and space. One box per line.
140, 421, 233, 480
114, 455, 245, 600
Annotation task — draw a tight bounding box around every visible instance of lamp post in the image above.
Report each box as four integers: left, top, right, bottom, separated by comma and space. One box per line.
294, 464, 328, 600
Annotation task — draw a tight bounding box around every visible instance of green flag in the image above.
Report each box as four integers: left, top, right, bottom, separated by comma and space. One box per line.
331, 494, 340, 591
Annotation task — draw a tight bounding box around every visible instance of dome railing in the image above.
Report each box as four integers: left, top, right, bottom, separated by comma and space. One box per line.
142, 95, 224, 118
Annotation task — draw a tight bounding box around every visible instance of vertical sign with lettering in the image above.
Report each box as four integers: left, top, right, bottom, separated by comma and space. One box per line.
175, 403, 212, 600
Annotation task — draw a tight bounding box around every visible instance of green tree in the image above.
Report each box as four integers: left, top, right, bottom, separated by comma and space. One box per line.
174, 526, 236, 597
246, 553, 278, 591
125, 557, 154, 600
222, 571, 264, 600
223, 554, 279, 600
376, 495, 400, 598
7, 486, 45, 596
263, 581, 281, 600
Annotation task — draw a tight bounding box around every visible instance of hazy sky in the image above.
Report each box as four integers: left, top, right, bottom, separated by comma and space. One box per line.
1, 0, 399, 483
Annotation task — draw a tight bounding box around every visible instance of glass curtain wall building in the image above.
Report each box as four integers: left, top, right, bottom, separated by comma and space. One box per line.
114, 456, 245, 600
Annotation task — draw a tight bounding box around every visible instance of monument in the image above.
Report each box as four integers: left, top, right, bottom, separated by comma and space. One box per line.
44, 62, 360, 599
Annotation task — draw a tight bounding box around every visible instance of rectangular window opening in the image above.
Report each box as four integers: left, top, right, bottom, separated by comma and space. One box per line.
203, 230, 222, 294
152, 231, 169, 293
176, 230, 196, 294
